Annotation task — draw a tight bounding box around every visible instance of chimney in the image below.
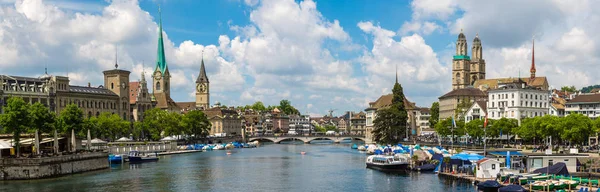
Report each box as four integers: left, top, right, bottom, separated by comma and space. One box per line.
88, 82, 91, 87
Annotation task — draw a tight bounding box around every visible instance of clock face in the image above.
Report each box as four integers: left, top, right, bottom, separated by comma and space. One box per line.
197, 84, 207, 93
154, 71, 162, 80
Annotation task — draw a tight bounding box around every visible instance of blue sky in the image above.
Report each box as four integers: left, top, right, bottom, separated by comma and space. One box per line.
1, 0, 599, 116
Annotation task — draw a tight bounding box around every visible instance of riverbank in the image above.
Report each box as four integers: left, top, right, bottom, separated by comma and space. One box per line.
0, 152, 108, 180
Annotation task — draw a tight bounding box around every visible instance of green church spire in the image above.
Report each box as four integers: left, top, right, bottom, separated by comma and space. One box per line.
155, 7, 167, 74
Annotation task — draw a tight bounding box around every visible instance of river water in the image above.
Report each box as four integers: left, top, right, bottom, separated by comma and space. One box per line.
0, 142, 475, 192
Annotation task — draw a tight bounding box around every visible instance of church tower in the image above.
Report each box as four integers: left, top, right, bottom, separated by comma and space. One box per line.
470, 33, 486, 85
452, 30, 471, 90
103, 49, 131, 120
195, 52, 210, 109
152, 8, 171, 97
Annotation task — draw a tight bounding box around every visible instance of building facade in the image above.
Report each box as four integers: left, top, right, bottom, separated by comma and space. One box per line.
349, 111, 366, 135
417, 108, 433, 135
1, 67, 131, 121
566, 94, 600, 119
288, 114, 311, 134
195, 57, 210, 110
487, 81, 550, 124
452, 31, 486, 90
204, 106, 243, 136
439, 87, 487, 120
365, 92, 418, 143
129, 71, 154, 122
152, 12, 180, 112
464, 101, 487, 123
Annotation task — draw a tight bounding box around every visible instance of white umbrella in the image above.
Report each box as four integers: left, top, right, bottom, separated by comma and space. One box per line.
91, 138, 107, 144
116, 137, 133, 142
161, 136, 176, 141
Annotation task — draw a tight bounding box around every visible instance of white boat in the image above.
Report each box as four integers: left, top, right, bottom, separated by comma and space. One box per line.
366, 155, 409, 171
214, 144, 224, 150
358, 146, 366, 151
225, 143, 234, 149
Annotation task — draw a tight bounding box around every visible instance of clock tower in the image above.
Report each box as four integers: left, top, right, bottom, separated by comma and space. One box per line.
152, 8, 171, 97
195, 55, 209, 109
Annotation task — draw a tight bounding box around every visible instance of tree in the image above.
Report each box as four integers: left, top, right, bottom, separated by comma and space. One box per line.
0, 97, 31, 156
561, 85, 577, 93
492, 117, 518, 139
133, 121, 150, 140
429, 102, 439, 128
454, 99, 473, 119
391, 81, 408, 138
182, 110, 211, 141
324, 125, 338, 132
560, 113, 593, 145
29, 102, 56, 154
251, 101, 266, 112
279, 100, 300, 115
465, 119, 484, 143
58, 104, 84, 152
314, 125, 326, 133
163, 112, 184, 137
92, 112, 129, 141
372, 108, 404, 144
434, 118, 452, 138
143, 108, 169, 140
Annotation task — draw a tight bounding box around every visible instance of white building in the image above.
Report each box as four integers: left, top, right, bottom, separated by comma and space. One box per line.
288, 114, 311, 134
465, 101, 487, 123
476, 158, 502, 178
417, 108, 434, 135
487, 81, 550, 124
565, 94, 600, 119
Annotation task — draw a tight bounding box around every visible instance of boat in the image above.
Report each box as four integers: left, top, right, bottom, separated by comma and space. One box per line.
301, 151, 306, 155
477, 180, 502, 192
558, 179, 579, 189
365, 155, 409, 171
414, 164, 436, 172
351, 144, 358, 149
225, 143, 235, 149
128, 151, 159, 163
529, 180, 555, 191
214, 144, 224, 150
357, 145, 366, 151
108, 154, 123, 164
518, 174, 552, 185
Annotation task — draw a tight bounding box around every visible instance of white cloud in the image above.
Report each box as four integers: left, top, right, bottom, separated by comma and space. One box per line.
399, 21, 440, 35
410, 0, 456, 20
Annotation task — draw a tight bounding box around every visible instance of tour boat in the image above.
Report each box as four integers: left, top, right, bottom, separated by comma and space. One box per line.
128, 151, 159, 163
365, 155, 409, 171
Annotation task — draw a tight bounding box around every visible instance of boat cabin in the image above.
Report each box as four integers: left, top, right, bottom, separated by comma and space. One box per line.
476, 158, 501, 179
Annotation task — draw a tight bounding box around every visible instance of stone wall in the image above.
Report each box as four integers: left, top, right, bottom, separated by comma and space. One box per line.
0, 152, 108, 180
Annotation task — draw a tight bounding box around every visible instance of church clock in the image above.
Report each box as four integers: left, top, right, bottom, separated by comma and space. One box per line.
153, 71, 162, 80
197, 84, 207, 93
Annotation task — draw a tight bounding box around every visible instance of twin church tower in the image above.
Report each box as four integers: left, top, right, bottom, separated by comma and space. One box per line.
151, 9, 209, 111
452, 30, 486, 90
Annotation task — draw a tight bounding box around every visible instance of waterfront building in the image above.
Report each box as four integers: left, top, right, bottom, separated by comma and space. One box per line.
337, 118, 347, 133
417, 108, 433, 135
475, 158, 501, 179
348, 111, 366, 135
365, 91, 418, 142
244, 114, 264, 136
288, 114, 311, 134
270, 108, 290, 133
464, 101, 487, 123
438, 87, 487, 120
129, 70, 155, 122
452, 31, 486, 90
204, 103, 243, 136
487, 80, 549, 124
565, 93, 600, 119
0, 65, 132, 120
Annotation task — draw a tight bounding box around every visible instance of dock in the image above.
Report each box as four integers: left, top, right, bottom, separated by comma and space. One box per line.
438, 172, 600, 191
158, 150, 202, 156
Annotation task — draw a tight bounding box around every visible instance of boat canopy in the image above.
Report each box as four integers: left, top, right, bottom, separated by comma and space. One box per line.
532, 162, 569, 176
498, 184, 526, 192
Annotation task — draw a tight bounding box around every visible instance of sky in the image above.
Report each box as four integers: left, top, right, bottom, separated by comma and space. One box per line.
1, 0, 599, 117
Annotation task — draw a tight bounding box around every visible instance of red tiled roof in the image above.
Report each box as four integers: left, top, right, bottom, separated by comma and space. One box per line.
567, 94, 600, 103
439, 87, 487, 99
129, 82, 140, 104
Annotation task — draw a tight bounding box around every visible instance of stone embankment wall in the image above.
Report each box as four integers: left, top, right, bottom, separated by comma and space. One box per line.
0, 152, 108, 180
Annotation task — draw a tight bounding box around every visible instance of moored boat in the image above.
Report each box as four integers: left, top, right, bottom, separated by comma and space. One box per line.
128, 151, 159, 163
351, 144, 358, 149
366, 155, 409, 171
357, 146, 366, 151
108, 154, 123, 164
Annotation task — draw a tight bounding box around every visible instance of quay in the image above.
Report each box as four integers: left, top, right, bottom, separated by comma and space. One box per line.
0, 152, 108, 180
438, 171, 600, 191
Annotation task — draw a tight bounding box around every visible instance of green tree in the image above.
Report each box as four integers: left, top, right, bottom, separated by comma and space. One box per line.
324, 125, 338, 132
492, 118, 518, 141
434, 118, 452, 138
143, 108, 169, 141
465, 119, 484, 142
429, 102, 439, 128
372, 108, 404, 144
133, 121, 150, 140
251, 101, 266, 112
514, 117, 542, 142
59, 104, 85, 151
560, 113, 593, 145
29, 102, 56, 153
163, 112, 184, 137
0, 97, 31, 156
92, 112, 129, 140
314, 125, 326, 132
279, 100, 300, 115
454, 99, 473, 119
182, 110, 211, 141
561, 85, 577, 93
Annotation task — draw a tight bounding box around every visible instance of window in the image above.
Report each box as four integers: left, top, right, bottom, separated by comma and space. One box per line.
492, 95, 494, 100
525, 94, 528, 99
492, 164, 496, 170
512, 101, 514, 106
535, 95, 538, 100
512, 93, 514, 98
156, 82, 161, 91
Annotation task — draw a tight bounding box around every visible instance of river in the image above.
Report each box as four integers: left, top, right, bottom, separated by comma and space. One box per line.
0, 142, 475, 192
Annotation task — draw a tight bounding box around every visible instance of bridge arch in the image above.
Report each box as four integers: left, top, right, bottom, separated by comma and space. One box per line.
248, 138, 276, 143
277, 137, 307, 144
305, 137, 336, 143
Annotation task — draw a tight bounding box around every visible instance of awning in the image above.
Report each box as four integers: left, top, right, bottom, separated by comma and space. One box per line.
0, 140, 12, 149
488, 151, 525, 157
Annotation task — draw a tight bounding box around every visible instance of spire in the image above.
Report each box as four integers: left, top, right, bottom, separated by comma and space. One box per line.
114, 45, 119, 69
530, 38, 536, 79
155, 6, 167, 74
196, 49, 209, 83
395, 64, 398, 84
141, 60, 146, 82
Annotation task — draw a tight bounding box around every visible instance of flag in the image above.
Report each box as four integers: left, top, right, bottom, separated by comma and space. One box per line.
483, 116, 488, 128
452, 116, 457, 128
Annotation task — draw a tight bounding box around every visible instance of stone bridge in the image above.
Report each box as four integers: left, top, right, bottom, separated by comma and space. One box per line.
248, 136, 366, 144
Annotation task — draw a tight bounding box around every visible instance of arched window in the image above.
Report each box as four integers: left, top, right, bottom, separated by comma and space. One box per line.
156, 82, 161, 91
111, 83, 114, 89
123, 112, 127, 120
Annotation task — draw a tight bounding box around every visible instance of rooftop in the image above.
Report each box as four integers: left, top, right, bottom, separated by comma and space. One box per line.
439, 87, 487, 99
69, 85, 117, 96
567, 94, 600, 104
